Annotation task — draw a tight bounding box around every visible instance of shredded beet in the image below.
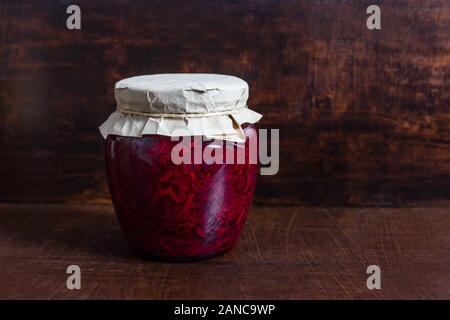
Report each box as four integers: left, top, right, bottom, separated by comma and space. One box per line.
105, 124, 258, 260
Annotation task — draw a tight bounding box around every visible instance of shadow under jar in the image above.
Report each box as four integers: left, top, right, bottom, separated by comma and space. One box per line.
99, 74, 262, 261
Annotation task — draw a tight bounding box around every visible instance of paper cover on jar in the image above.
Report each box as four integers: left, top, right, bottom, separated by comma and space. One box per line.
99, 74, 262, 142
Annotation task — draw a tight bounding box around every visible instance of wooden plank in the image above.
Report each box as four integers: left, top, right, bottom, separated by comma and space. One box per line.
0, 1, 449, 206
0, 204, 448, 299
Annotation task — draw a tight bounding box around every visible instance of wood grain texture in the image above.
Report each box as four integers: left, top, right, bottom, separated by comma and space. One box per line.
0, 204, 449, 299
0, 1, 449, 205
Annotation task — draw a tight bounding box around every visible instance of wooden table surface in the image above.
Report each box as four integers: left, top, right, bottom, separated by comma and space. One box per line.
0, 204, 449, 299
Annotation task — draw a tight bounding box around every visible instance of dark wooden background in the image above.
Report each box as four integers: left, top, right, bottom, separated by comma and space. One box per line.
0, 0, 449, 206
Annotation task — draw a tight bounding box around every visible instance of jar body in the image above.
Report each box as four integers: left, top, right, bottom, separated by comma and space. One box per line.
105, 124, 258, 261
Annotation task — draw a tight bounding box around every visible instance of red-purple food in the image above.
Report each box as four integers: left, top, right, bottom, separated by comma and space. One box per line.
105, 124, 258, 260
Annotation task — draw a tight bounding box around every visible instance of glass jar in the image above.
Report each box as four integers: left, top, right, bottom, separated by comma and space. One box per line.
105, 124, 258, 260
99, 74, 262, 261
